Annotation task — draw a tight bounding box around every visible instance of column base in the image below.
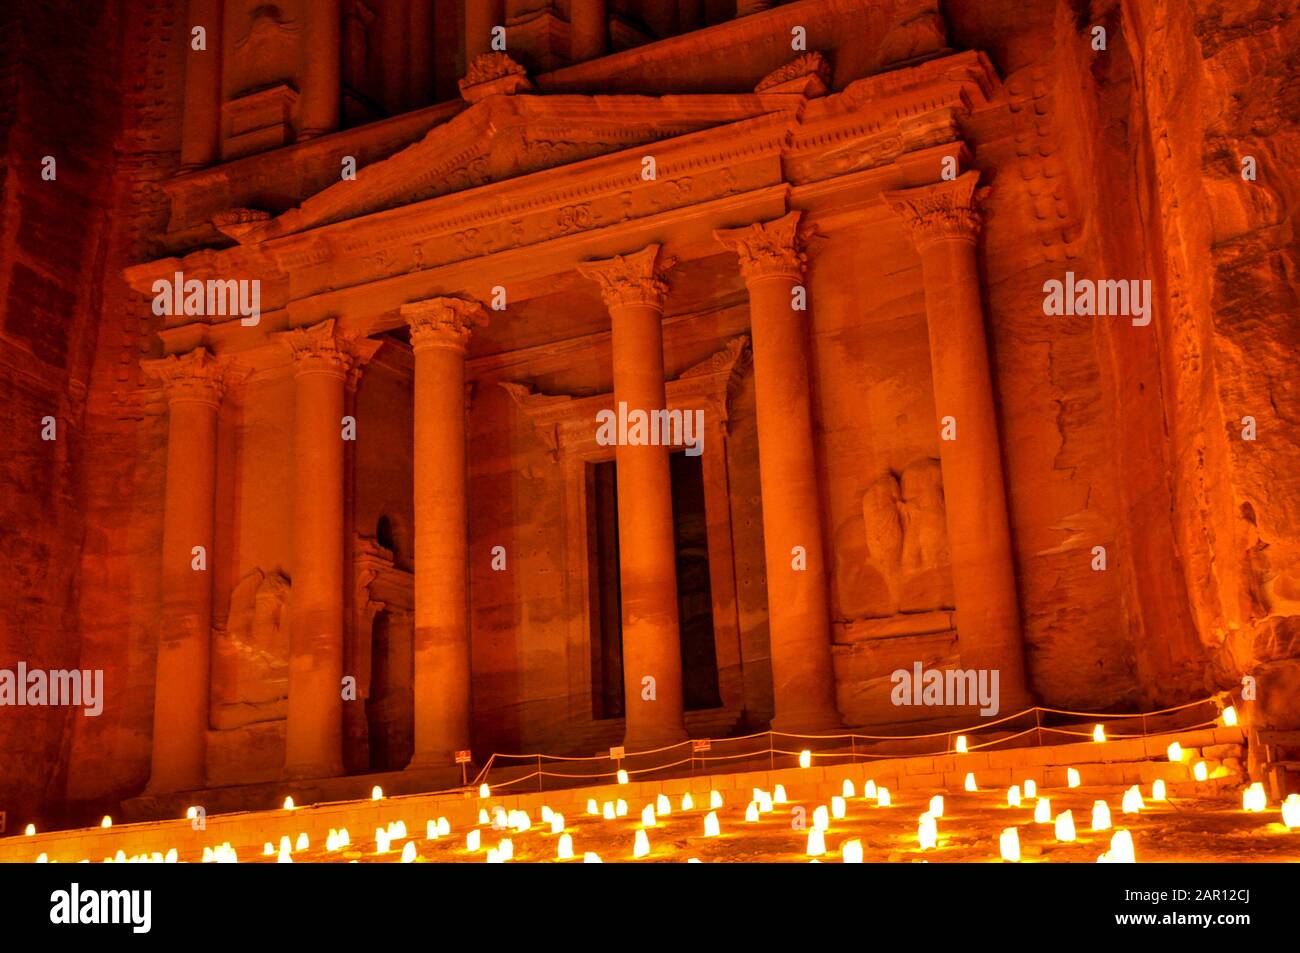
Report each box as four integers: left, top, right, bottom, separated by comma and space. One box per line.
770, 707, 843, 737
283, 760, 344, 782
622, 727, 689, 753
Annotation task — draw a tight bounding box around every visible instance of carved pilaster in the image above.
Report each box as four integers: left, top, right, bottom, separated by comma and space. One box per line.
883, 171, 984, 249
576, 244, 676, 312
400, 296, 488, 353
277, 318, 381, 379
141, 347, 228, 407
713, 211, 806, 281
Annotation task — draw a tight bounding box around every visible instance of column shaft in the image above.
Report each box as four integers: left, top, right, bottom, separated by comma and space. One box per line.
180, 0, 223, 169
143, 350, 225, 793
465, 0, 505, 61
715, 213, 840, 732
885, 172, 1031, 710
403, 298, 485, 767
569, 0, 606, 62
579, 246, 687, 750
300, 0, 341, 139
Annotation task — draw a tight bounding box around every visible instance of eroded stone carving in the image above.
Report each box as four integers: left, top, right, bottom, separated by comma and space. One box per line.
211, 568, 290, 730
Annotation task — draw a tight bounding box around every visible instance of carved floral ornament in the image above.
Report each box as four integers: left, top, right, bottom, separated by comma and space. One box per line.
275, 318, 381, 379
576, 244, 677, 311
141, 347, 228, 406
882, 171, 986, 249
713, 210, 807, 281
400, 296, 488, 352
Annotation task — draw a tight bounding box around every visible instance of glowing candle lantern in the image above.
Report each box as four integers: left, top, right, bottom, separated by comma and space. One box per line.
681, 792, 695, 811
24, 824, 35, 836
426, 820, 437, 841
842, 839, 864, 864
1167, 741, 1184, 762
633, 829, 651, 859
641, 805, 656, 828
964, 772, 978, 792
955, 735, 968, 754
863, 780, 877, 799
499, 838, 514, 860
1034, 797, 1051, 824
1194, 761, 1208, 782
1152, 779, 1167, 802
1280, 794, 1300, 829
479, 783, 490, 798
540, 805, 553, 824
806, 828, 826, 857
514, 813, 531, 833
745, 802, 760, 823
277, 844, 293, 864
486, 849, 502, 864
263, 842, 274, 856
774, 784, 788, 804
930, 795, 944, 818
283, 796, 294, 811
799, 750, 811, 769
1055, 809, 1076, 842
1024, 779, 1037, 799
1243, 782, 1267, 813
918, 813, 937, 851
295, 832, 308, 851
558, 833, 574, 859
1091, 800, 1112, 831
371, 785, 384, 800
492, 807, 507, 828
278, 835, 292, 856
1222, 705, 1238, 727
603, 802, 616, 820
584, 852, 602, 863
551, 813, 565, 835
877, 787, 891, 808
757, 791, 774, 814
435, 819, 448, 838
1108, 829, 1136, 863
100, 816, 112, 829
1007, 786, 1022, 808
813, 806, 830, 832
709, 790, 723, 810
36, 853, 47, 863
466, 830, 481, 852
327, 830, 340, 852
1122, 786, 1144, 814
478, 808, 489, 825
831, 796, 847, 820
703, 812, 721, 837
587, 798, 599, 815
616, 799, 628, 817
617, 769, 629, 785
374, 830, 390, 854
999, 827, 1021, 862
1068, 768, 1081, 788
657, 794, 671, 815
186, 806, 198, 820
202, 847, 213, 863
401, 841, 417, 863
842, 779, 856, 798
1093, 724, 1106, 743
165, 849, 178, 863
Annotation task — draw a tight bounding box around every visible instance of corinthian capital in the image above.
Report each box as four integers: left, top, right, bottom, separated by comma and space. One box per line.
577, 244, 676, 311
400, 296, 488, 353
713, 211, 806, 281
883, 171, 984, 249
276, 318, 380, 378
141, 347, 228, 407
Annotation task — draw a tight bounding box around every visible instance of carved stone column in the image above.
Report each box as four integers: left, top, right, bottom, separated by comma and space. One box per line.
278, 320, 380, 778
401, 297, 486, 768
465, 0, 506, 61
142, 348, 227, 793
180, 0, 223, 170
300, 0, 341, 139
569, 0, 606, 62
714, 212, 841, 732
883, 172, 1032, 711
578, 245, 687, 750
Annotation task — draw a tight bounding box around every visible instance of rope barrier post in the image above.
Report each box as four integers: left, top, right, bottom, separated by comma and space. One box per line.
851, 734, 856, 765
1141, 712, 1147, 740
1034, 708, 1042, 748
769, 732, 774, 772
537, 754, 543, 793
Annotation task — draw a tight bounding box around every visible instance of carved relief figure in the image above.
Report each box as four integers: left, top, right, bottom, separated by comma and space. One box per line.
210, 568, 291, 730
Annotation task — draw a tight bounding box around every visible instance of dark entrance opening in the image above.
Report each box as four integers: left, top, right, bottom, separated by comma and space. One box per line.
588, 452, 721, 719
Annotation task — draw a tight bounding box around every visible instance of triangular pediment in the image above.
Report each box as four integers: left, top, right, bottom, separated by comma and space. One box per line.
240, 92, 788, 244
